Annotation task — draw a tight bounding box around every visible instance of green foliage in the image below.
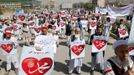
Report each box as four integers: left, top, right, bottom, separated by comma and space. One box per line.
84, 2, 96, 10
0, 0, 24, 2
73, 2, 96, 10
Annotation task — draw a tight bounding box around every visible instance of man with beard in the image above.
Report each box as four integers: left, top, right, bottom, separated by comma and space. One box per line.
104, 40, 134, 75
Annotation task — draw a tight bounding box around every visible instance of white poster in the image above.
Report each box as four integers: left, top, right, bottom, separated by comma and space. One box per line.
0, 40, 14, 55
92, 36, 108, 53
70, 40, 85, 59
29, 21, 35, 28
128, 47, 134, 55
34, 27, 41, 33
59, 21, 65, 27
81, 20, 88, 28
17, 14, 26, 23
118, 28, 129, 38
19, 46, 54, 75
89, 21, 97, 29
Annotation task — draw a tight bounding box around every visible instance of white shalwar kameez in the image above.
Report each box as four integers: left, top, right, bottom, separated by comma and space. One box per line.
0, 37, 19, 71
68, 38, 85, 73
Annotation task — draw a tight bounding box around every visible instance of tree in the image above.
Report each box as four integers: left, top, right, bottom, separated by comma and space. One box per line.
73, 3, 78, 8
84, 2, 96, 10
92, 0, 98, 5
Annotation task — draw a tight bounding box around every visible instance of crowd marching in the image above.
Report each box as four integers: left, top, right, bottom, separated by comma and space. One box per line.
0, 9, 134, 75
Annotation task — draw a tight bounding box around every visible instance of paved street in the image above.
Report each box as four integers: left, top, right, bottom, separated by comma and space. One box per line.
0, 33, 115, 75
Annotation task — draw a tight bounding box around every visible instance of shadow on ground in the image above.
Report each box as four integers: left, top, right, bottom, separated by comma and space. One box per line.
54, 61, 68, 74
1, 61, 16, 72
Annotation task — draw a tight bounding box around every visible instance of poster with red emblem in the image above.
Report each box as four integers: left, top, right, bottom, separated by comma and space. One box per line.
59, 21, 65, 27
19, 46, 54, 75
92, 36, 108, 53
128, 46, 134, 55
17, 14, 26, 23
70, 39, 85, 59
89, 21, 97, 29
0, 40, 16, 55
118, 28, 128, 38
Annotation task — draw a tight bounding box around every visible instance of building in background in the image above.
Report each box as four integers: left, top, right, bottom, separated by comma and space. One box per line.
0, 0, 41, 9
97, 0, 105, 7
0, 0, 22, 9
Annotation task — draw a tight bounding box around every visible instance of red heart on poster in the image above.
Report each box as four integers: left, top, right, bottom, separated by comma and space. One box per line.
128, 47, 134, 52
93, 40, 107, 50
30, 22, 34, 27
22, 57, 53, 75
52, 25, 56, 30
34, 28, 41, 33
71, 45, 85, 56
60, 22, 64, 27
18, 15, 25, 21
90, 22, 96, 27
13, 25, 18, 30
119, 29, 126, 35
1, 44, 13, 53
73, 17, 77, 21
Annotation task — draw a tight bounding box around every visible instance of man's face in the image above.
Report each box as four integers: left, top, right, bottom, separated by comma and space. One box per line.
115, 45, 129, 62
42, 30, 48, 35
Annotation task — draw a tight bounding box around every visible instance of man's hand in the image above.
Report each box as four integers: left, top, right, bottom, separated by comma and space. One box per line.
125, 66, 134, 75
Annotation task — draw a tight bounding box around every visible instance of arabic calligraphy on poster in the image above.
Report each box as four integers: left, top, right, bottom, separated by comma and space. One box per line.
19, 46, 54, 75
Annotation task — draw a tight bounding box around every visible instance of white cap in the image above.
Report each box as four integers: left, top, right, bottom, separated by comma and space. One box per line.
113, 40, 128, 49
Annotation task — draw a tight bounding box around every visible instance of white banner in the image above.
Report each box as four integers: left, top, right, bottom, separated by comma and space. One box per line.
19, 46, 54, 75
92, 36, 108, 53
128, 14, 134, 55
95, 7, 108, 14
70, 39, 85, 59
128, 14, 134, 45
96, 4, 134, 16
107, 5, 133, 16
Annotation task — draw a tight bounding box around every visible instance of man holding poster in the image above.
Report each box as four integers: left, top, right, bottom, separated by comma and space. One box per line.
0, 29, 19, 75
90, 27, 108, 75
68, 28, 85, 74
118, 19, 129, 40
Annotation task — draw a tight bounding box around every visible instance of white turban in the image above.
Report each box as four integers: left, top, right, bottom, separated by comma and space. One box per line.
113, 40, 128, 49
